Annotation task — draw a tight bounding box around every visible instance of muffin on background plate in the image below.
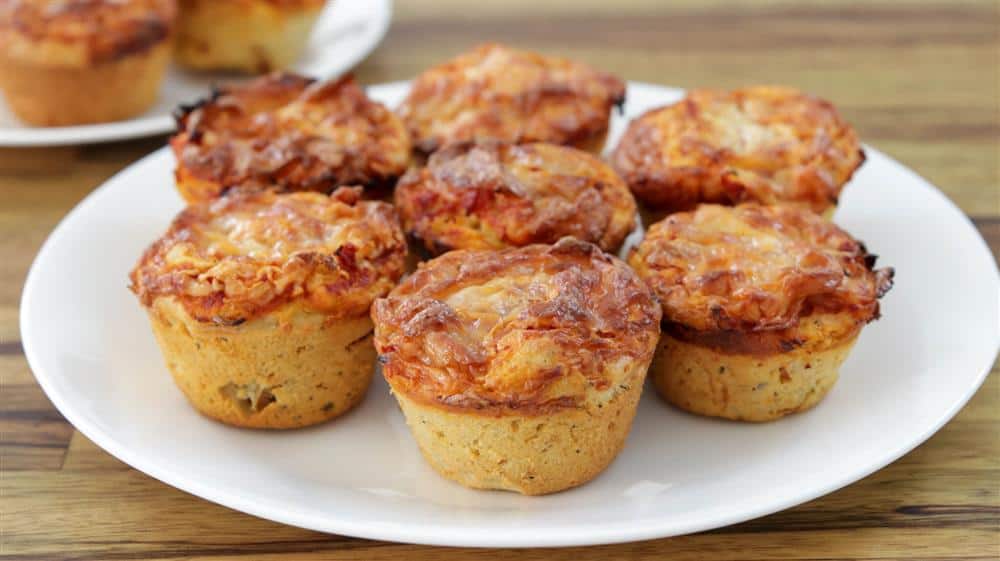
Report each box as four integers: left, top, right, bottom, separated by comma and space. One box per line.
171, 73, 411, 204
628, 204, 893, 422
372, 238, 661, 495
395, 141, 637, 256
398, 43, 625, 155
130, 187, 407, 429
0, 0, 176, 126
173, 0, 326, 73
611, 86, 864, 218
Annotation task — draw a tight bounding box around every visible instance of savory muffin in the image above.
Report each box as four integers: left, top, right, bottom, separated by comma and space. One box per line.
628, 204, 893, 422
171, 73, 411, 204
372, 238, 661, 495
130, 187, 407, 429
611, 86, 864, 217
173, 0, 325, 73
395, 141, 637, 255
0, 0, 176, 126
398, 43, 626, 155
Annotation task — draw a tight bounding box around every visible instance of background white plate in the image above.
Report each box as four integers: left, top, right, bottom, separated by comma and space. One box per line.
0, 0, 392, 147
21, 82, 999, 547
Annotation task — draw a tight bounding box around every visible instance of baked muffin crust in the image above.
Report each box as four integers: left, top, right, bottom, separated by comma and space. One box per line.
131, 187, 407, 324
394, 141, 637, 254
1, 0, 176, 66
398, 43, 625, 153
628, 204, 893, 352
173, 0, 326, 73
611, 86, 864, 214
372, 238, 661, 414
171, 73, 410, 203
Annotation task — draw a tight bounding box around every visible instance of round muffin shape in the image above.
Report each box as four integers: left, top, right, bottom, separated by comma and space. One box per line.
372, 238, 661, 494
0, 0, 176, 126
130, 187, 407, 428
628, 204, 893, 422
171, 72, 411, 204
394, 141, 637, 255
173, 0, 325, 73
611, 86, 864, 217
397, 43, 626, 155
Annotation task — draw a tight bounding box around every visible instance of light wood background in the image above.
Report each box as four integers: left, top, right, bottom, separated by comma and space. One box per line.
2, 1, 998, 559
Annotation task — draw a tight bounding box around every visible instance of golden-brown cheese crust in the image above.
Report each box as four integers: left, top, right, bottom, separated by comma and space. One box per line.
628, 204, 893, 352
170, 73, 411, 203
130, 187, 407, 324
0, 0, 176, 65
372, 238, 661, 414
394, 141, 637, 254
398, 43, 626, 154
611, 86, 864, 214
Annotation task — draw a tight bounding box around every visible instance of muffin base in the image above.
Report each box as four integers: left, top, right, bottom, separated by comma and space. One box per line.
0, 42, 170, 126
652, 332, 857, 422
388, 365, 646, 495
147, 298, 375, 429
174, 0, 322, 73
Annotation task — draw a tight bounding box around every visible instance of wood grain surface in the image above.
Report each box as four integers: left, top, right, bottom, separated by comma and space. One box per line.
1, 1, 998, 559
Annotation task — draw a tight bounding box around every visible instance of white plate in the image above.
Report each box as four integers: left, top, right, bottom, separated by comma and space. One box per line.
0, 0, 392, 147
21, 82, 999, 547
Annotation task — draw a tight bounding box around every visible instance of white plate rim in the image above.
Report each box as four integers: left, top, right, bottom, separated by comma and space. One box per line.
0, 0, 393, 148
20, 81, 1000, 547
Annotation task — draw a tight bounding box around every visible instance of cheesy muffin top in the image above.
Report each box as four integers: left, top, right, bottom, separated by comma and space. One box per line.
394, 141, 637, 254
171, 73, 411, 203
1, 0, 176, 65
372, 238, 661, 414
628, 204, 892, 351
611, 86, 864, 215
398, 43, 626, 153
131, 187, 407, 324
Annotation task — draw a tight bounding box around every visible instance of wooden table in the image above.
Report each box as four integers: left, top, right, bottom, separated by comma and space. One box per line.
2, 1, 998, 559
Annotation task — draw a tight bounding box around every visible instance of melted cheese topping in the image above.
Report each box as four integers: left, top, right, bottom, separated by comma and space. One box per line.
394, 141, 637, 253
171, 73, 411, 203
131, 188, 407, 323
1, 0, 175, 65
398, 43, 625, 153
628, 204, 893, 334
611, 86, 863, 214
371, 238, 661, 413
